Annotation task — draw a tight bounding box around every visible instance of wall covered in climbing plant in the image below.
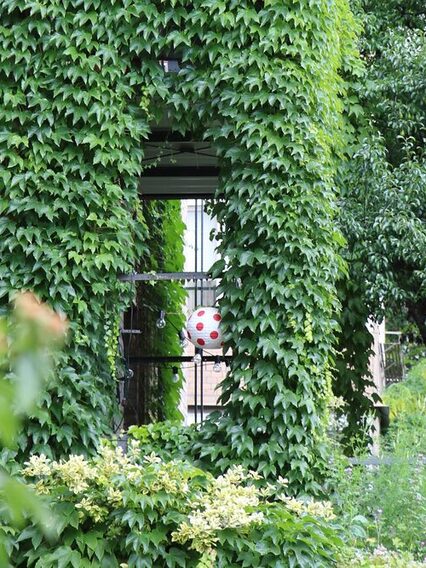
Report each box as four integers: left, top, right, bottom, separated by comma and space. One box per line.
0, 0, 164, 458
0, 0, 361, 492
165, 0, 361, 493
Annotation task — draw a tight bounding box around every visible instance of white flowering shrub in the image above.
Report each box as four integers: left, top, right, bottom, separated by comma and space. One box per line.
10, 441, 343, 567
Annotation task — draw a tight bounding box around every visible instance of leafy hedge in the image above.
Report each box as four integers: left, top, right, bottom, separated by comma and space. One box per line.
9, 442, 343, 568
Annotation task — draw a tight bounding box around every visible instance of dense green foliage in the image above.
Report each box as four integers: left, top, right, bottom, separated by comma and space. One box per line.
0, 294, 66, 563
354, 0, 426, 166
340, 135, 426, 338
1, 0, 361, 489
334, 0, 426, 441
128, 421, 197, 462
330, 361, 426, 562
2, 1, 425, 565
168, 0, 359, 492
332, 450, 426, 560
10, 443, 343, 568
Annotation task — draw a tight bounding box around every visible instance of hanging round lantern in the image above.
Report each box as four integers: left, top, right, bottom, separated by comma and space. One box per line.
186, 307, 223, 349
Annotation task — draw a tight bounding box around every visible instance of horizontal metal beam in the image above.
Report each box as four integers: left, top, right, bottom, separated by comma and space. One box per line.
118, 271, 210, 282
141, 192, 214, 200
128, 355, 232, 363
139, 175, 217, 199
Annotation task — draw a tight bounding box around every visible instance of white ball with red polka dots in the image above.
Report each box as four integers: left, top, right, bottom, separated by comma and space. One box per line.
186, 307, 223, 349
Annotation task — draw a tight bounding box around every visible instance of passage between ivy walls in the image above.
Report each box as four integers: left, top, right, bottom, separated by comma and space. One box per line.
180, 199, 227, 425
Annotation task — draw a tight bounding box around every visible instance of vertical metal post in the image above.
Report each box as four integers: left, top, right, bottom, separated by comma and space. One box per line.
200, 199, 204, 421
194, 199, 198, 424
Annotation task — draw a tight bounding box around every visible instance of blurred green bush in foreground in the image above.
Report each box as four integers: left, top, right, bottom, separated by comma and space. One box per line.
0, 293, 67, 564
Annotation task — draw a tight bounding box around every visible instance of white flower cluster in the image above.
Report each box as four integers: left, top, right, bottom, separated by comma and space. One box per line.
278, 495, 336, 520
22, 444, 338, 555
22, 441, 193, 524
22, 445, 133, 522
172, 466, 264, 552
23, 454, 51, 477
75, 497, 107, 523
23, 454, 96, 494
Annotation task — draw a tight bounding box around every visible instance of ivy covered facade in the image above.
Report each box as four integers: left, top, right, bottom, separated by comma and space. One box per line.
0, 0, 360, 491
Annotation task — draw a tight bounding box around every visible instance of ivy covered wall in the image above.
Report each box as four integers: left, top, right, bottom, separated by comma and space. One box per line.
0, 0, 162, 457
0, 0, 361, 490
166, 1, 360, 492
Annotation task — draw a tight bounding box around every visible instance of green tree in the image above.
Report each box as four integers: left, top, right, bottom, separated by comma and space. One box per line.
334, 0, 426, 441
348, 0, 426, 332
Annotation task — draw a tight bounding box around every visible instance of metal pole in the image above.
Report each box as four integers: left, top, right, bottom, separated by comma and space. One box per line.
200, 199, 204, 421
194, 198, 198, 424
128, 355, 233, 363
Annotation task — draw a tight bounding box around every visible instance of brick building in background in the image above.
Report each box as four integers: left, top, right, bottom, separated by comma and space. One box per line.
178, 200, 227, 424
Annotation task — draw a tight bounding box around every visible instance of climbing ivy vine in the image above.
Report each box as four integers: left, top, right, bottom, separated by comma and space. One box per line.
0, 0, 361, 491
0, 0, 163, 457
165, 0, 360, 492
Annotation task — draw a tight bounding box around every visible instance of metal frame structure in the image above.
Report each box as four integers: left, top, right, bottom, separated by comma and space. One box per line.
121, 122, 224, 422
139, 128, 218, 200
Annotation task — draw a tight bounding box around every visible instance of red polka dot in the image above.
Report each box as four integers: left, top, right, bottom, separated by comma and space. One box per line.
197, 310, 205, 316
210, 331, 219, 339
213, 314, 221, 321
197, 338, 205, 346
188, 332, 191, 339
196, 322, 204, 331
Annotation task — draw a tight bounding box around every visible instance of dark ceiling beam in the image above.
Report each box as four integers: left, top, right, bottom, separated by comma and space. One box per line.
142, 166, 219, 177
148, 130, 204, 143
140, 192, 215, 200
